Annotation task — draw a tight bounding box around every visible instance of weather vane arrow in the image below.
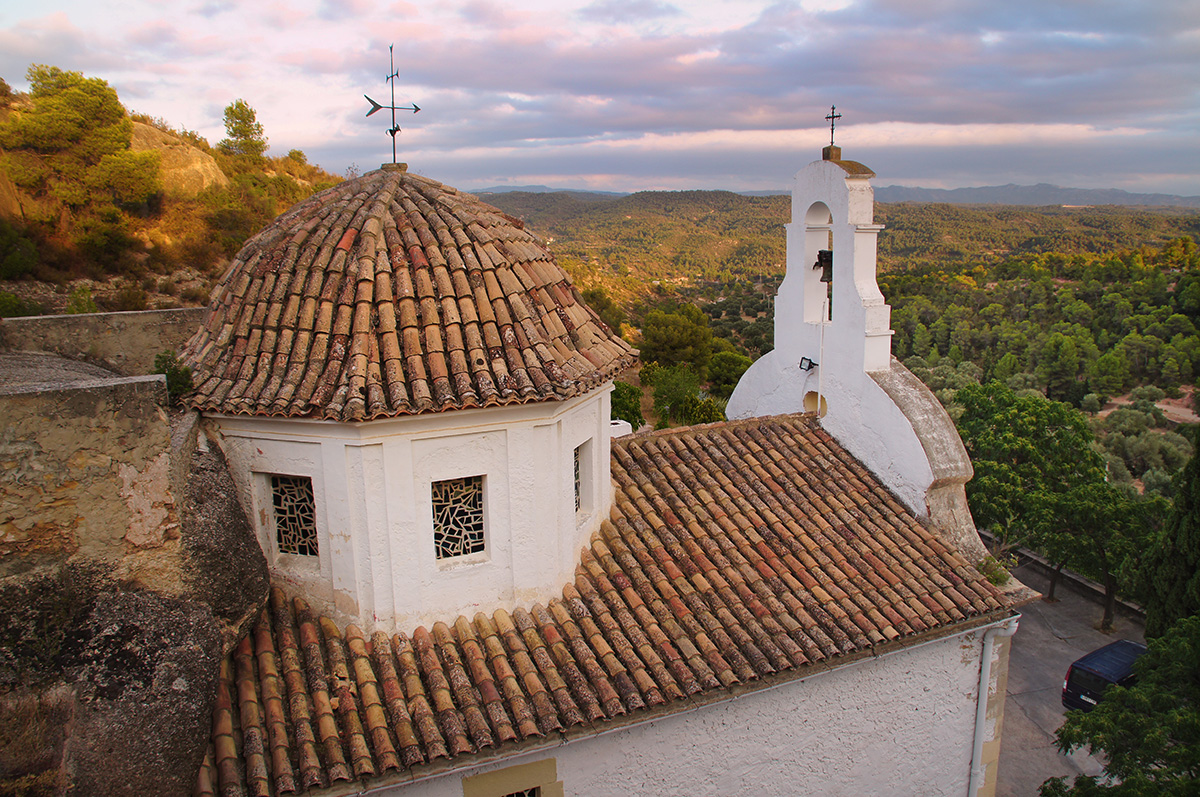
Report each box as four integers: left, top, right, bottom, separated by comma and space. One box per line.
364, 95, 419, 118
366, 44, 421, 164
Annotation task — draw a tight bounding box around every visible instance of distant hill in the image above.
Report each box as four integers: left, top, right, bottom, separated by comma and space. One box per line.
479, 189, 1200, 310
475, 185, 627, 198
875, 183, 1200, 208
477, 183, 1200, 208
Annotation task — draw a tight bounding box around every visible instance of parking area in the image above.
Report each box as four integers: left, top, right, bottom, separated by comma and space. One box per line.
996, 562, 1146, 796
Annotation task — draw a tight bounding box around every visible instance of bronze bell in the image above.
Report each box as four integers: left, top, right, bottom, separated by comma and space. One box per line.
814, 249, 833, 282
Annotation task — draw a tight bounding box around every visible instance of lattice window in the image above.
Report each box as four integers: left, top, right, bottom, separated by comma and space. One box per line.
271, 475, 318, 557
574, 445, 582, 512
432, 475, 485, 559
503, 789, 539, 797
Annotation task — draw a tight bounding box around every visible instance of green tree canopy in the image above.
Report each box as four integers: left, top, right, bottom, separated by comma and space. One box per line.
1041, 615, 1200, 795
1141, 427, 1200, 638
218, 99, 268, 158
582, 286, 625, 337
648, 362, 702, 425
0, 219, 38, 280
955, 381, 1106, 552
639, 303, 714, 379
708, 350, 752, 399
86, 150, 161, 209
1038, 481, 1155, 629
957, 381, 1158, 627
0, 65, 132, 208
610, 380, 644, 429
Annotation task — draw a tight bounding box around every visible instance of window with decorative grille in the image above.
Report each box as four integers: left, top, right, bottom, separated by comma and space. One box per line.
432, 475, 485, 559
271, 475, 318, 557
502, 789, 539, 797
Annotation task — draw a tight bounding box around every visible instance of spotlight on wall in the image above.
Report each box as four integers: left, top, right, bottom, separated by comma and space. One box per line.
799, 357, 818, 371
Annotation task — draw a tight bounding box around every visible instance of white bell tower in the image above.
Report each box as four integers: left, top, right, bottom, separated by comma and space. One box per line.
728, 142, 892, 420
728, 138, 988, 563
776, 143, 891, 388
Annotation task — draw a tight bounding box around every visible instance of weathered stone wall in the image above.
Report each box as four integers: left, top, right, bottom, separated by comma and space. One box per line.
0, 307, 205, 376
0, 377, 268, 795
0, 375, 185, 586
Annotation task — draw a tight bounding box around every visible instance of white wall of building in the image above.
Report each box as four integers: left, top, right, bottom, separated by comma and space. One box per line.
204, 387, 613, 632
387, 621, 1008, 797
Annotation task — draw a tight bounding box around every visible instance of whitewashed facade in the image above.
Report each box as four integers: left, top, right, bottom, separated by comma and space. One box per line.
205, 386, 613, 631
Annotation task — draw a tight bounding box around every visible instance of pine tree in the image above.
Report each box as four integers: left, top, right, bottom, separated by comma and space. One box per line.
217, 99, 268, 159
1141, 426, 1200, 638
0, 65, 132, 208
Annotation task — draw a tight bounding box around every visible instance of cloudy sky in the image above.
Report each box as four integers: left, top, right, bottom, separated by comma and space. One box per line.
1, 0, 1197, 195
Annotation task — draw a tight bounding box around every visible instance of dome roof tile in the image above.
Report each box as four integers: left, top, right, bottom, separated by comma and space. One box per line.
183, 167, 635, 421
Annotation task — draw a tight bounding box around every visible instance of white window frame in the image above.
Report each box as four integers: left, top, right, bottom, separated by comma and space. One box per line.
574, 439, 594, 520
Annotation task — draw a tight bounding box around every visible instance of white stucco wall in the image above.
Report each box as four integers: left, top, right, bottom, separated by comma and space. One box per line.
382, 620, 1011, 797
204, 387, 613, 632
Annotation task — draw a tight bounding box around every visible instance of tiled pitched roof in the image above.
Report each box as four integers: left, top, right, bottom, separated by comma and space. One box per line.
196, 414, 1008, 795
181, 167, 635, 421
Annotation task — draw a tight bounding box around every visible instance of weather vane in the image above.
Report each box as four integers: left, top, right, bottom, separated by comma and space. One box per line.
825, 105, 841, 147
365, 44, 420, 164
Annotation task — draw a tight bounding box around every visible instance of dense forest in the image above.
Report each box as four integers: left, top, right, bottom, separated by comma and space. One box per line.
484, 189, 1200, 304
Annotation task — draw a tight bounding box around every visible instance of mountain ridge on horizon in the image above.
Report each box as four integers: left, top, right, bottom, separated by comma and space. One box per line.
473, 182, 1200, 208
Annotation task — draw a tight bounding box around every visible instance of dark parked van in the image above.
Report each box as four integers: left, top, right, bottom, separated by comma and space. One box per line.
1061, 639, 1147, 712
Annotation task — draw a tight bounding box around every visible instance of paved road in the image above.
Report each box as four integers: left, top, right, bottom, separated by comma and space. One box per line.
996, 563, 1146, 796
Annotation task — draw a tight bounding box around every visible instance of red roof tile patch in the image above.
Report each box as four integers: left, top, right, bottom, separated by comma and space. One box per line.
198, 414, 1008, 795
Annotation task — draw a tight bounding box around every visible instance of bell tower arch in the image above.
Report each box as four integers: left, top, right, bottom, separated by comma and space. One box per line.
767, 146, 890, 389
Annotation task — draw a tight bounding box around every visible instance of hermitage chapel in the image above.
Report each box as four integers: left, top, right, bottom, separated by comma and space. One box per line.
0, 140, 1031, 796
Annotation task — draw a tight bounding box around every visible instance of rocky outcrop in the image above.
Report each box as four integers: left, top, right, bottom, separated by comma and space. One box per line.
59, 591, 224, 796
0, 169, 21, 219
0, 397, 267, 795
130, 122, 228, 197
178, 443, 270, 650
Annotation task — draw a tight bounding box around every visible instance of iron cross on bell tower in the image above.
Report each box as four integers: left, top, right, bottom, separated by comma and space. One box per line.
823, 105, 843, 161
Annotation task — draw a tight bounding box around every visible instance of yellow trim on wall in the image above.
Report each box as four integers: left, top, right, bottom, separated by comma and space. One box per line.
461, 758, 564, 797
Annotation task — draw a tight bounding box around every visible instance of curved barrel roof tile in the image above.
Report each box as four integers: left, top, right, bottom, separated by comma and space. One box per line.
197, 414, 1010, 796
182, 167, 635, 421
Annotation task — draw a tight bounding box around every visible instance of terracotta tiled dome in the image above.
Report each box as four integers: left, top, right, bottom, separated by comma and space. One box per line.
183, 166, 635, 421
